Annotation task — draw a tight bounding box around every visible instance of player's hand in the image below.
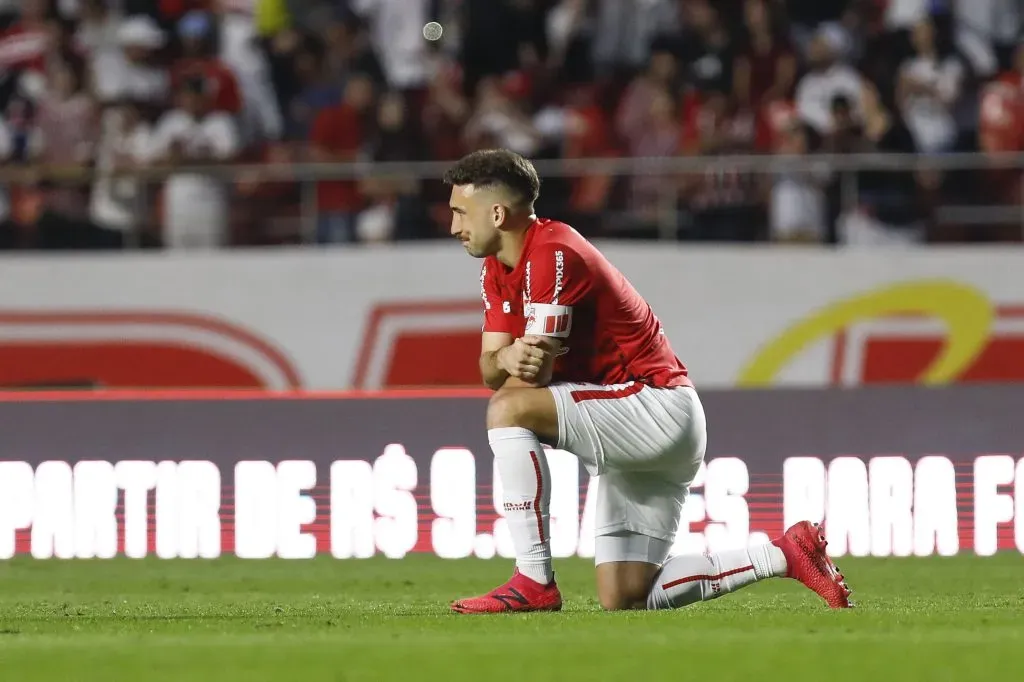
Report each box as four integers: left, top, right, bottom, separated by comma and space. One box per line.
498, 337, 552, 382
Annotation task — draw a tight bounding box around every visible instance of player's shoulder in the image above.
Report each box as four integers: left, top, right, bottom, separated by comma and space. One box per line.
528, 218, 594, 258
532, 218, 583, 243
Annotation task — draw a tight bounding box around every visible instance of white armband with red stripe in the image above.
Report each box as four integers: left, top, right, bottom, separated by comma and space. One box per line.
525, 303, 573, 338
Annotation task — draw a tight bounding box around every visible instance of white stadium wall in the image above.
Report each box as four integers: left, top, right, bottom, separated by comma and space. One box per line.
0, 244, 1022, 390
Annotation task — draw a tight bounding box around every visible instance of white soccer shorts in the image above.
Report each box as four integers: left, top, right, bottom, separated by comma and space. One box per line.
548, 381, 707, 566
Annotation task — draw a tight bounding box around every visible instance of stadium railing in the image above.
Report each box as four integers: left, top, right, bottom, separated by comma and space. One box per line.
2, 151, 1022, 246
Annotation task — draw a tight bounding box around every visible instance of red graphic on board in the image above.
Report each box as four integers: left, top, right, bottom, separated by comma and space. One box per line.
353, 301, 483, 389
0, 311, 302, 389
831, 306, 1024, 385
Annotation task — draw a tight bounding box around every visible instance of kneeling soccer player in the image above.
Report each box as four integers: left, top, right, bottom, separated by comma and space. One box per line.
444, 149, 853, 613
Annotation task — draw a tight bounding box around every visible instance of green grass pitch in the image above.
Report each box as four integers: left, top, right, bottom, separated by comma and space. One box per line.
0, 554, 1021, 681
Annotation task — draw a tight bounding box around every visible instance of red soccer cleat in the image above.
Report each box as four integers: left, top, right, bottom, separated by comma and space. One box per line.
451, 569, 563, 614
772, 521, 854, 609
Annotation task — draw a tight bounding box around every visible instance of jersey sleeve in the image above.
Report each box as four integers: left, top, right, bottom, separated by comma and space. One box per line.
480, 262, 512, 334
523, 244, 589, 339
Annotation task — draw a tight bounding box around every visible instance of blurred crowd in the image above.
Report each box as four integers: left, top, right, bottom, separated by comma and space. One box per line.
1, 0, 1024, 250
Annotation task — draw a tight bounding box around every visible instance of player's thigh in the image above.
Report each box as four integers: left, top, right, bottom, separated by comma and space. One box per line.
595, 469, 688, 551
547, 382, 707, 477
547, 384, 706, 609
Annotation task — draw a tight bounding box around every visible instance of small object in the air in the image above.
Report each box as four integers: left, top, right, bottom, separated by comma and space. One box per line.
423, 21, 443, 41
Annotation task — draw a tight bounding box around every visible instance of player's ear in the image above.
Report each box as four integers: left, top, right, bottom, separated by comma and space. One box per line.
491, 203, 506, 229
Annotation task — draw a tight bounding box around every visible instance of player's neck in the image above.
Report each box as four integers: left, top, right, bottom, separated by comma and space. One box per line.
496, 214, 537, 268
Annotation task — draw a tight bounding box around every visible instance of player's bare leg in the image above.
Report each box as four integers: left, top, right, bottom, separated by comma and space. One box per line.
595, 558, 661, 610
597, 523, 853, 611
451, 387, 563, 614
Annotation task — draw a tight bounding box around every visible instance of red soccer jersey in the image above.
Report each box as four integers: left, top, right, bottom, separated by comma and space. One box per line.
480, 219, 693, 388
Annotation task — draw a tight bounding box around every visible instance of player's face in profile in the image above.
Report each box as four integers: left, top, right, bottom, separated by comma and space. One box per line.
449, 184, 502, 258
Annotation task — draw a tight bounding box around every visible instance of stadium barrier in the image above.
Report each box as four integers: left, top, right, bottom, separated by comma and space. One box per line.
0, 386, 1020, 561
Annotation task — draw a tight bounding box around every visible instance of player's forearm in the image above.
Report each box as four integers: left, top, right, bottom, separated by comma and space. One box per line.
479, 350, 510, 391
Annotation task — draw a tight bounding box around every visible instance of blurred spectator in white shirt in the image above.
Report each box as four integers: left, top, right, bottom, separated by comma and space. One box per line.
150, 75, 241, 249
795, 28, 866, 135
216, 0, 283, 142
351, 0, 430, 91
546, 0, 589, 72
463, 76, 542, 157
89, 96, 153, 244
592, 0, 679, 73
897, 17, 965, 154
885, 0, 928, 30
955, 0, 1021, 54
886, 1, 998, 78
768, 116, 829, 243
102, 15, 169, 104
74, 0, 121, 103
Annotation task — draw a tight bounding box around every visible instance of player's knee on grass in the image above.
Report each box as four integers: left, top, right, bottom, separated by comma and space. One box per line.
597, 585, 647, 611
596, 562, 660, 611
486, 387, 559, 441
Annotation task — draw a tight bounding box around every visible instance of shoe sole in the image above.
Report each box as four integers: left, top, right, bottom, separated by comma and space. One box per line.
450, 601, 563, 614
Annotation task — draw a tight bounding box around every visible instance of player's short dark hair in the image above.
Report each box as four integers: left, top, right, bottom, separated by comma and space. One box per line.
442, 149, 541, 208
